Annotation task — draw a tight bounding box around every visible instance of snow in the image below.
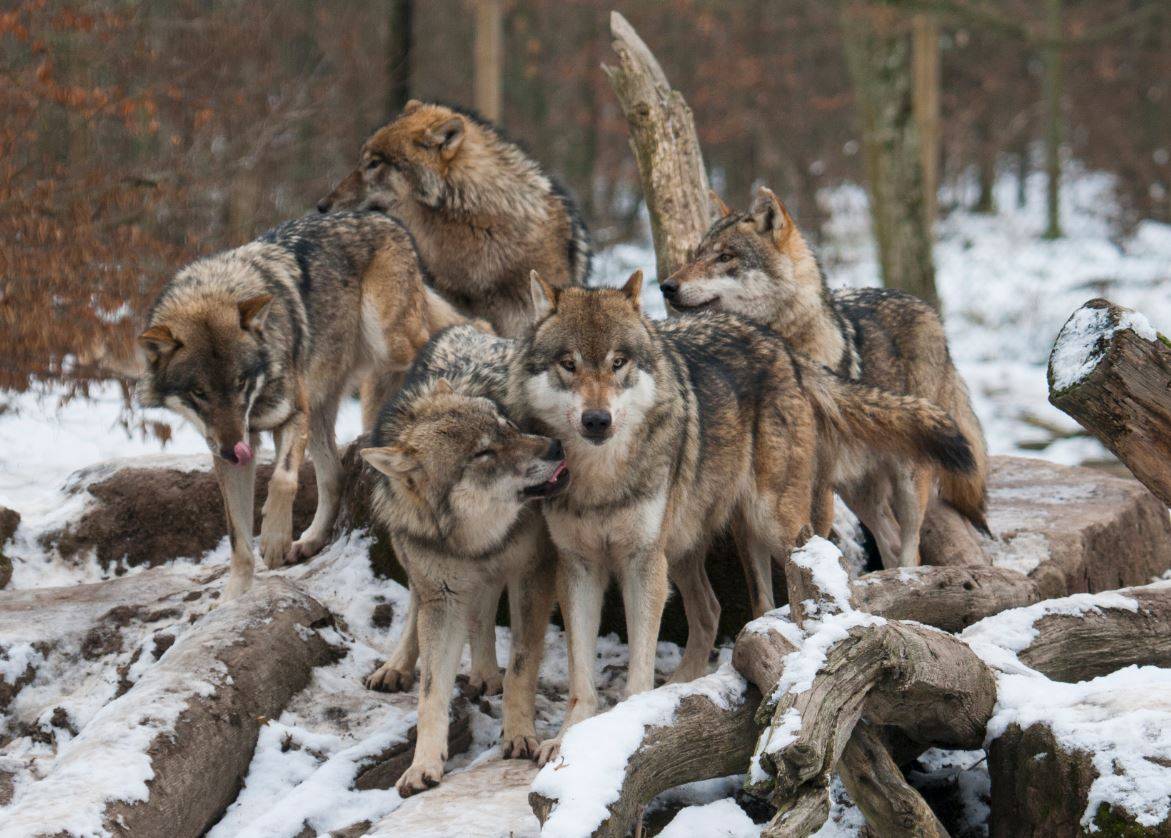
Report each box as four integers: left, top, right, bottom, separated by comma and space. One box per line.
961, 588, 1141, 654
790, 536, 854, 616
1049, 303, 1159, 391
531, 664, 748, 838
659, 798, 763, 838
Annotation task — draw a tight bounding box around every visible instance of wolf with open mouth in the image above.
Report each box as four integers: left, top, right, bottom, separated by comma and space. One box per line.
360, 324, 567, 796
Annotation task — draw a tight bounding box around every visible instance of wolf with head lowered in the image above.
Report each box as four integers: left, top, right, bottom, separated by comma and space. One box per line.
512, 273, 978, 761
664, 188, 990, 568
359, 325, 568, 795
318, 100, 591, 338
137, 211, 468, 597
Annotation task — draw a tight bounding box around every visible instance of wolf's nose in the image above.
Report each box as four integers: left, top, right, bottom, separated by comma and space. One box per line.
219, 446, 239, 464
660, 280, 678, 300
543, 438, 564, 461
581, 410, 612, 436
316, 197, 332, 213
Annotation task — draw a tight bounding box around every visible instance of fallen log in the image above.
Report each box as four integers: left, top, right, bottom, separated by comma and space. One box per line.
602, 10, 714, 281
1048, 298, 1171, 506
352, 698, 473, 791
1, 577, 339, 838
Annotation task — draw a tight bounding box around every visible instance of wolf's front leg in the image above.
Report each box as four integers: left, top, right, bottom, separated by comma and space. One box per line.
466, 581, 505, 697
502, 557, 556, 759
665, 548, 717, 684
366, 585, 420, 692
536, 555, 606, 766
397, 587, 467, 797
622, 548, 670, 692
260, 410, 308, 569
291, 398, 341, 561
214, 448, 258, 600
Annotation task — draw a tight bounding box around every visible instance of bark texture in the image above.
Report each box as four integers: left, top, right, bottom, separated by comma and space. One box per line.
602, 11, 713, 281
1049, 298, 1171, 507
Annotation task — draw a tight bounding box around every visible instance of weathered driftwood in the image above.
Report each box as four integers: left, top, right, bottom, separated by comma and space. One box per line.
838, 723, 947, 838
602, 11, 713, 281
761, 785, 830, 838
1048, 298, 1171, 506
352, 699, 473, 791
852, 565, 1040, 632
1014, 583, 1171, 682
528, 671, 760, 838
2, 578, 339, 837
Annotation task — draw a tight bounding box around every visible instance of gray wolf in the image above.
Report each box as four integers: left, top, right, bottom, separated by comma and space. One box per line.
137, 211, 468, 598
317, 100, 591, 338
511, 273, 977, 761
663, 188, 990, 568
359, 325, 567, 794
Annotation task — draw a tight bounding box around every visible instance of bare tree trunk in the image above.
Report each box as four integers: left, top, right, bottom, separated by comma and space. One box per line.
472, 0, 504, 122
843, 3, 939, 310
1042, 0, 1064, 238
387, 0, 413, 117
1048, 299, 1171, 506
602, 11, 714, 281
912, 13, 940, 229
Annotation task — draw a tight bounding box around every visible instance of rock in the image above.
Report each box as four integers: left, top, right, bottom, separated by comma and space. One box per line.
0, 505, 18, 589
1, 577, 342, 838
984, 456, 1171, 598
363, 758, 541, 837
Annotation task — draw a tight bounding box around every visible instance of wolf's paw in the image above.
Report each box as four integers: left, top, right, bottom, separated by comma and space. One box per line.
364, 662, 415, 693
465, 668, 504, 698
396, 757, 443, 797
259, 531, 293, 570
223, 572, 253, 601
535, 737, 563, 767
502, 734, 540, 760
287, 534, 326, 565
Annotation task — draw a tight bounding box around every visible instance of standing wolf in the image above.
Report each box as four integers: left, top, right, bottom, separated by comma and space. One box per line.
318, 100, 591, 338
359, 325, 568, 794
513, 273, 977, 760
137, 212, 467, 597
663, 188, 990, 568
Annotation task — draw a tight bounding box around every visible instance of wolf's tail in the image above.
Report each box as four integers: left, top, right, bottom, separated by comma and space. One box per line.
799, 358, 990, 535
937, 376, 991, 535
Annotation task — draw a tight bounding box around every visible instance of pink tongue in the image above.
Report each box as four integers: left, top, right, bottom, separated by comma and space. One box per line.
234, 440, 254, 465
548, 461, 567, 483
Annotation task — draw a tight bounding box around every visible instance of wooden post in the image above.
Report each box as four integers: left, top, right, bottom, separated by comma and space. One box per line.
1048, 298, 1171, 505
473, 0, 504, 122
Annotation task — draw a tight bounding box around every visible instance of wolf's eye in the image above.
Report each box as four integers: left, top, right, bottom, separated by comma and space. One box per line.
366, 157, 382, 171
717, 252, 735, 264
612, 357, 627, 371
237, 374, 250, 389
190, 387, 207, 401
559, 358, 576, 373
472, 449, 495, 460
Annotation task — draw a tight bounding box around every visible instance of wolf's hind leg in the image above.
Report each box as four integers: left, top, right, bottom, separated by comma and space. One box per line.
666, 547, 719, 684
892, 466, 932, 568
359, 370, 404, 435
466, 581, 505, 697
840, 477, 902, 570
732, 517, 775, 620
214, 442, 258, 599
502, 551, 556, 760
260, 408, 308, 569
292, 395, 342, 561
366, 584, 420, 693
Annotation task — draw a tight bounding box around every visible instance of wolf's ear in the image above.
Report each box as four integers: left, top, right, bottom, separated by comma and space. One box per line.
621, 270, 644, 313
138, 325, 180, 364
238, 294, 273, 333
403, 99, 424, 115
710, 190, 732, 219
749, 186, 794, 247
530, 270, 558, 320
360, 445, 416, 476
433, 378, 455, 396
423, 116, 465, 161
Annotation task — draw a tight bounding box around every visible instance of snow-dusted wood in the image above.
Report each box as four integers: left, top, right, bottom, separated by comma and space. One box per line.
602, 11, 714, 281
1048, 298, 1171, 506
852, 565, 1040, 632
1, 577, 338, 837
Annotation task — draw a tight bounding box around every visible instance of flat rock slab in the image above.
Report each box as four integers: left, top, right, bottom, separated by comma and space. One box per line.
984, 456, 1171, 598
364, 758, 540, 838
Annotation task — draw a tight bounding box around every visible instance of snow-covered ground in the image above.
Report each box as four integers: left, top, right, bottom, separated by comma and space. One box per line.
2, 170, 1170, 836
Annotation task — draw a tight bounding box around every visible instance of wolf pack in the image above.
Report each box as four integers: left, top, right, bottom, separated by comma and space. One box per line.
136, 101, 989, 796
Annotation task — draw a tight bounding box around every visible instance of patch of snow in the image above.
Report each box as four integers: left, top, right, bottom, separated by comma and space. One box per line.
531, 665, 748, 838
659, 798, 762, 838
986, 530, 1051, 575
791, 537, 854, 616
961, 589, 1140, 654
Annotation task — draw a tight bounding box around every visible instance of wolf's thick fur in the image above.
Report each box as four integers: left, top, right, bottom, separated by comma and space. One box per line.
360, 325, 566, 795
665, 188, 990, 567
511, 274, 975, 761
137, 211, 467, 598
318, 100, 591, 338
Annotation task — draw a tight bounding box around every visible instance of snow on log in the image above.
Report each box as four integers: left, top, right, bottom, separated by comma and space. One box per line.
1048, 298, 1171, 506
1, 577, 339, 837
602, 11, 714, 280
528, 665, 756, 838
